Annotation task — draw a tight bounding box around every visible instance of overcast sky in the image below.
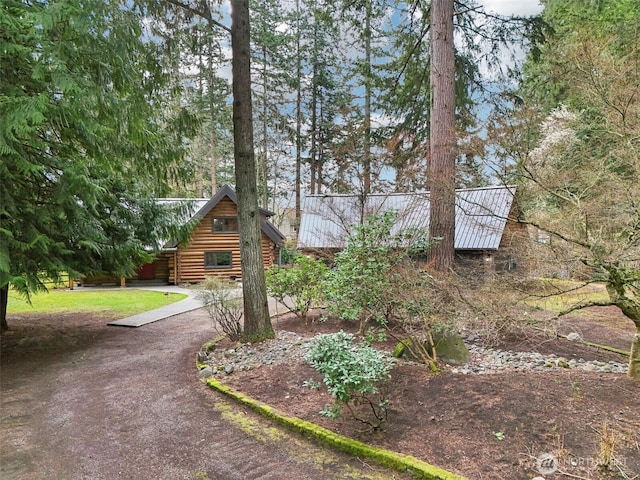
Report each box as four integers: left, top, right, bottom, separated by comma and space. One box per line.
479, 0, 544, 17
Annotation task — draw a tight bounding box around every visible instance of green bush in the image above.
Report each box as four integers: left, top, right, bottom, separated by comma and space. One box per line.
324, 212, 398, 333
266, 255, 329, 321
279, 243, 298, 265
305, 330, 394, 430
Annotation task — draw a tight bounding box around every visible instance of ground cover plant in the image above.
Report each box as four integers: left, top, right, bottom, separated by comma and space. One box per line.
6, 288, 187, 317
305, 330, 394, 430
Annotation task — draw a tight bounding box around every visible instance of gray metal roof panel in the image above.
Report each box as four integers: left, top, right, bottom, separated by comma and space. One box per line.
297, 186, 515, 251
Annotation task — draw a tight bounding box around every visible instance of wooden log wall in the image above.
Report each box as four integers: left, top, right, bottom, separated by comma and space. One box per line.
153, 254, 171, 281
176, 198, 279, 284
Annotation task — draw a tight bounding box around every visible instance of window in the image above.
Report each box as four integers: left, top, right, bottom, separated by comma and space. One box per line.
204, 251, 232, 269
212, 217, 238, 233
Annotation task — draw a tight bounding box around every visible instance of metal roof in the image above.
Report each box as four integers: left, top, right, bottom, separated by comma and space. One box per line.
192, 184, 277, 219
297, 185, 516, 251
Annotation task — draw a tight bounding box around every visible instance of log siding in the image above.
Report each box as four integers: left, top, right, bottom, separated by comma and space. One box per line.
82, 186, 285, 286
173, 198, 280, 283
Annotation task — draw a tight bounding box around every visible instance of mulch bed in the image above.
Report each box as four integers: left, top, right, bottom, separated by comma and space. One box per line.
219, 310, 640, 480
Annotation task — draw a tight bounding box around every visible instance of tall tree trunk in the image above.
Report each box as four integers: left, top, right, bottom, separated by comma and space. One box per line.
196, 164, 204, 197
208, 51, 218, 196
210, 130, 217, 196
1, 284, 9, 333
259, 44, 269, 208
294, 0, 302, 228
428, 0, 456, 272
363, 2, 372, 195
230, 0, 274, 341
310, 59, 318, 195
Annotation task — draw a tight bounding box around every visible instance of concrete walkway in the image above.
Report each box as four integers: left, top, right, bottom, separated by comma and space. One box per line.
107, 284, 286, 328
107, 286, 206, 327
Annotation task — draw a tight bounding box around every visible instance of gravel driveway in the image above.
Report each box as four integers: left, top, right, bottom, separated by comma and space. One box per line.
0, 308, 399, 480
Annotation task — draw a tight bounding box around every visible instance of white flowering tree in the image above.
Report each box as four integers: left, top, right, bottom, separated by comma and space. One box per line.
520, 100, 640, 379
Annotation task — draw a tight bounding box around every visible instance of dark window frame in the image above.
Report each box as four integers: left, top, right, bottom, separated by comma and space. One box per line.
204, 251, 233, 269
211, 216, 238, 233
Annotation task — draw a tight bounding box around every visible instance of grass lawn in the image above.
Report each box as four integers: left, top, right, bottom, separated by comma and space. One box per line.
7, 288, 188, 317
525, 279, 610, 313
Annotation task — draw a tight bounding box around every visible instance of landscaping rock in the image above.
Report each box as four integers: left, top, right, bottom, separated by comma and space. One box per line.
197, 366, 214, 379
430, 329, 469, 365
202, 329, 628, 378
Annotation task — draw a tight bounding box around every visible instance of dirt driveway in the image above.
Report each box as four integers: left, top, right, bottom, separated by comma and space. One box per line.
1, 309, 404, 480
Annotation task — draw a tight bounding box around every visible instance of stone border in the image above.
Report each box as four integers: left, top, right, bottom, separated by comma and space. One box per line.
197, 351, 466, 480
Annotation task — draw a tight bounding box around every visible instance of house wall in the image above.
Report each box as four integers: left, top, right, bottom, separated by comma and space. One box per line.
494, 214, 528, 272
175, 198, 279, 284
154, 253, 174, 283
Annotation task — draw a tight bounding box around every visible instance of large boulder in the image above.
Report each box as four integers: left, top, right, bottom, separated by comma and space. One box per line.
394, 328, 469, 366
431, 328, 469, 365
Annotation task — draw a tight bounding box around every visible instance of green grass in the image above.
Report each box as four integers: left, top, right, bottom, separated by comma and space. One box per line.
524, 279, 610, 313
7, 289, 188, 317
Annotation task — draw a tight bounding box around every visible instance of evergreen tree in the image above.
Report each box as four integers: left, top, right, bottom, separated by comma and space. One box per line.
251, 0, 297, 207
339, 0, 390, 194
0, 0, 194, 331
428, 0, 456, 271
230, 0, 275, 341
306, 2, 345, 195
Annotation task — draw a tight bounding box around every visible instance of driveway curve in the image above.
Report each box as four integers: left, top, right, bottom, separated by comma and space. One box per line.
1, 308, 401, 480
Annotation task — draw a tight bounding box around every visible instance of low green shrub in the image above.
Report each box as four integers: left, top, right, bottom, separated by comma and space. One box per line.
305, 331, 394, 430
266, 255, 329, 321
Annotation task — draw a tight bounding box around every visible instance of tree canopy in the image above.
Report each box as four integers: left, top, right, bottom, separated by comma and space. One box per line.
0, 0, 194, 330
518, 0, 640, 377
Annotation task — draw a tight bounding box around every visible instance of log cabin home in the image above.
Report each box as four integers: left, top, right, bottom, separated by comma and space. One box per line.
81, 185, 285, 286
297, 185, 526, 273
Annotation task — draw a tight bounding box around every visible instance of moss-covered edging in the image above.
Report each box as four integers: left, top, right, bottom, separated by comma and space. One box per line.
202, 374, 465, 480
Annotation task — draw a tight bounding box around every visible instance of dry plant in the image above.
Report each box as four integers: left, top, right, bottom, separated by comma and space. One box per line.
445, 272, 539, 347
195, 276, 243, 341
597, 422, 619, 473
380, 261, 541, 362
592, 421, 639, 478
380, 262, 445, 368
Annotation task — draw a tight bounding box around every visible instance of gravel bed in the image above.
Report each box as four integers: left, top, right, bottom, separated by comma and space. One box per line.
198, 330, 628, 377
454, 343, 628, 375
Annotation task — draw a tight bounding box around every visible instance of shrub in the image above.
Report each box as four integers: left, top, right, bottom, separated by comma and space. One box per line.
324, 212, 399, 333
305, 331, 394, 430
279, 243, 297, 265
265, 255, 329, 322
195, 277, 243, 341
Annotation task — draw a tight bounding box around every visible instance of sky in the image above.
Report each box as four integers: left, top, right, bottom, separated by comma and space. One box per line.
479, 0, 544, 16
